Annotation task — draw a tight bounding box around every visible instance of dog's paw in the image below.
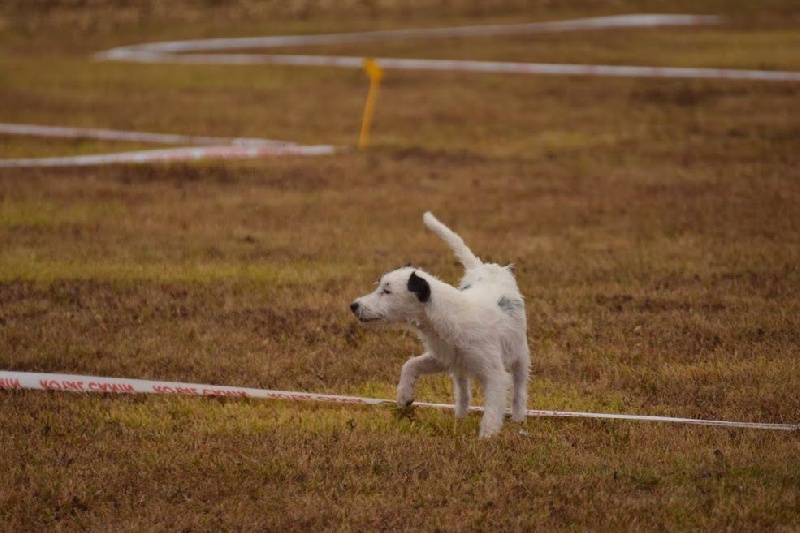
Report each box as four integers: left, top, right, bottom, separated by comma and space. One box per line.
478, 426, 501, 439
511, 406, 527, 422
454, 402, 469, 419
478, 417, 503, 438
396, 382, 415, 408
396, 394, 415, 408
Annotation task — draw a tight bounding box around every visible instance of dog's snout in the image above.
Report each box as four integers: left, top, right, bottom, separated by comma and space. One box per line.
350, 301, 359, 314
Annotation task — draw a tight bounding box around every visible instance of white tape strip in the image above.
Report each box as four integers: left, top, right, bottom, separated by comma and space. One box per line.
0, 123, 295, 148
98, 15, 720, 55
2, 371, 796, 431
110, 53, 800, 82
95, 14, 800, 82
0, 143, 336, 168
0, 123, 336, 167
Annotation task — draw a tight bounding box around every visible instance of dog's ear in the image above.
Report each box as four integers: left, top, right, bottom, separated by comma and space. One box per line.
407, 271, 431, 303
506, 263, 516, 273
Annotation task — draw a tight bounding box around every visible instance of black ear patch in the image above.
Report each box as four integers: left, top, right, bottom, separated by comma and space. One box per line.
407, 271, 431, 303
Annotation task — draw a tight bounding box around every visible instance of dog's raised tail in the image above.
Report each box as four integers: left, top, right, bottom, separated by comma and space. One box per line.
423, 212, 482, 269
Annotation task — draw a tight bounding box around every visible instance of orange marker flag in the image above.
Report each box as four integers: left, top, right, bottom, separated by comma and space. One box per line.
359, 58, 384, 149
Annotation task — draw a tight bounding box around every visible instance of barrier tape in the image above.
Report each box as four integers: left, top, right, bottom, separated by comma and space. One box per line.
0, 123, 295, 148
0, 143, 336, 168
105, 53, 800, 82
99, 14, 721, 55
1, 371, 796, 431
0, 123, 336, 168
96, 14, 800, 83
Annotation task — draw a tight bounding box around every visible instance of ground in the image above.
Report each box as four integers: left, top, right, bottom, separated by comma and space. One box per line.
1, 0, 799, 530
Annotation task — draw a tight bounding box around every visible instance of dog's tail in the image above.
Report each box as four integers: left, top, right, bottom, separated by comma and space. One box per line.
423, 212, 482, 270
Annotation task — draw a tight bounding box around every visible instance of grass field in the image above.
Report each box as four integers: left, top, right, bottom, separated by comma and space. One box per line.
1, 0, 799, 530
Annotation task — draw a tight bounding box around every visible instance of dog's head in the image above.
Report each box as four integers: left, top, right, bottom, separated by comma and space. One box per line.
350, 266, 431, 324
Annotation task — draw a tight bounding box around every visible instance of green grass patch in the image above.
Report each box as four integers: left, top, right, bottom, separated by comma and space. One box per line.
0, 198, 125, 227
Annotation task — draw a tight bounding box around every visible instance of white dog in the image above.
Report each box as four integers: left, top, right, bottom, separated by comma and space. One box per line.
350, 212, 530, 438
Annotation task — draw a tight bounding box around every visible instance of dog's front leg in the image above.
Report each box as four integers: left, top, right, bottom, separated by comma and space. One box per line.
452, 373, 471, 418
397, 352, 445, 407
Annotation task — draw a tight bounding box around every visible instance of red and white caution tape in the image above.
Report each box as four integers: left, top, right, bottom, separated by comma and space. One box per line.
1, 371, 796, 432
99, 14, 720, 56
0, 123, 293, 148
105, 53, 800, 82
0, 123, 336, 168
96, 14, 800, 82
0, 142, 335, 168
0, 120, 296, 147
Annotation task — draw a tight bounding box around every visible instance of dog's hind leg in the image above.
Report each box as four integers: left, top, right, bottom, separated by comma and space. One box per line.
397, 352, 446, 408
510, 350, 530, 422
478, 359, 508, 438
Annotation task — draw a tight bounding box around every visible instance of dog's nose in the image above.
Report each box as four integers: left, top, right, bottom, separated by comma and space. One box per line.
350, 302, 359, 314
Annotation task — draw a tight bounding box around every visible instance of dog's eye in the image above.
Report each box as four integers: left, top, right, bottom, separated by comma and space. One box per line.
381, 287, 392, 295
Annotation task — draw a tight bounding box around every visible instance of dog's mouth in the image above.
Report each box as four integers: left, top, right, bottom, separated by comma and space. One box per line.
350, 302, 383, 323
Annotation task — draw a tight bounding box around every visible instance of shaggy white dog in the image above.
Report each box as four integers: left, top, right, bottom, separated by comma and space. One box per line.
350, 212, 530, 438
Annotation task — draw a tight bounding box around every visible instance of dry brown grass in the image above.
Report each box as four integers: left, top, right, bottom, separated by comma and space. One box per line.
1, 0, 799, 530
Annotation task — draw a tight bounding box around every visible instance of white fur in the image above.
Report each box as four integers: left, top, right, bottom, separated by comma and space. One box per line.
350, 212, 530, 438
